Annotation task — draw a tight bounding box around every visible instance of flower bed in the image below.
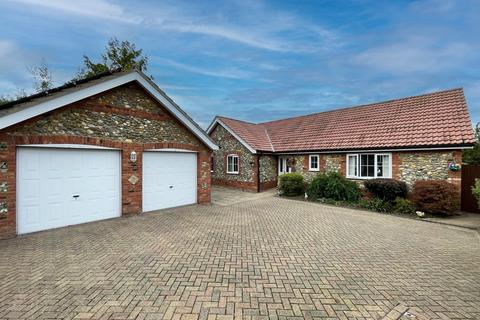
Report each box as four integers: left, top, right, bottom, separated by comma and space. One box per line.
280, 174, 460, 218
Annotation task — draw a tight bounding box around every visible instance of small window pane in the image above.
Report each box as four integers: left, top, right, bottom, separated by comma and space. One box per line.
348, 155, 358, 177
227, 155, 238, 173
360, 154, 375, 177
310, 155, 319, 170
377, 155, 390, 177
233, 157, 239, 172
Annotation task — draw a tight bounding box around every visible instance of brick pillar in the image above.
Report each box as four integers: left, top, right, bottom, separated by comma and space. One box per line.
448, 150, 462, 195
320, 155, 326, 173
255, 154, 260, 192
392, 152, 401, 180
339, 154, 346, 176
121, 145, 142, 215
197, 150, 212, 203
0, 137, 16, 239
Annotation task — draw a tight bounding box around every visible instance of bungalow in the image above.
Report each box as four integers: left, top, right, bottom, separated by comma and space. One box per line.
207, 88, 475, 192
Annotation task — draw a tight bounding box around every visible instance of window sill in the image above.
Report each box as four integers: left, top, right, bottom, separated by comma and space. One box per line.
227, 172, 239, 175
308, 168, 320, 172
346, 176, 392, 180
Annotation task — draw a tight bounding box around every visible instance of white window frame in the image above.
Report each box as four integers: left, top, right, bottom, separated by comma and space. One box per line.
309, 154, 320, 171
278, 156, 292, 175
346, 154, 358, 179
346, 153, 392, 179
226, 154, 239, 174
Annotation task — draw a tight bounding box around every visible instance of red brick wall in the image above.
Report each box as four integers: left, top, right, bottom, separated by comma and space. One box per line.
0, 84, 212, 239
212, 178, 257, 191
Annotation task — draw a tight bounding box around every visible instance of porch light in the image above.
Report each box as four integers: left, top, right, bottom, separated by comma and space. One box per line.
130, 151, 137, 163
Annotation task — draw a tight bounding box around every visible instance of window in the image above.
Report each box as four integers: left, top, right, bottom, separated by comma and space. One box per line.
309, 155, 319, 171
227, 154, 239, 174
346, 153, 391, 179
211, 156, 214, 172
347, 154, 358, 177
278, 157, 292, 175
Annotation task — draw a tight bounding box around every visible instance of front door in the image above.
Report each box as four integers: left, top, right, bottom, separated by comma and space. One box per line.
278, 156, 292, 175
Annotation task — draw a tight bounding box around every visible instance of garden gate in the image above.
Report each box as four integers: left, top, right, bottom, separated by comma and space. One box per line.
461, 165, 480, 213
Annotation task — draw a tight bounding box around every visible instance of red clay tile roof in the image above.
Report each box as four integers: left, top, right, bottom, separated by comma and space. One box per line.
215, 88, 475, 152
216, 117, 274, 151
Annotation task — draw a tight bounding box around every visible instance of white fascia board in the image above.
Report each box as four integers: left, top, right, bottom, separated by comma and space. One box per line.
144, 148, 198, 153
0, 71, 218, 151
209, 119, 257, 154
206, 118, 218, 134
0, 73, 138, 130
275, 146, 472, 155
16, 144, 121, 150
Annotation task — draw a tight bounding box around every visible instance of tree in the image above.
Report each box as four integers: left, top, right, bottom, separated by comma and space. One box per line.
0, 89, 28, 105
0, 96, 11, 105
0, 38, 150, 104
28, 59, 54, 92
463, 126, 480, 165
76, 38, 150, 80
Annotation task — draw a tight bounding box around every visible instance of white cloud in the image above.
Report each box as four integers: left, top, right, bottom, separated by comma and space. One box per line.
8, 0, 141, 24
157, 22, 290, 52
155, 57, 254, 80
5, 0, 338, 53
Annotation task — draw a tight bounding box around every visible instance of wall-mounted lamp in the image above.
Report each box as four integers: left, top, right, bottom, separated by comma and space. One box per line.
130, 151, 137, 163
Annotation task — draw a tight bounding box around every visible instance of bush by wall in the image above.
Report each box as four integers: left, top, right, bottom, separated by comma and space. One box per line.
363, 179, 408, 203
472, 180, 480, 209
278, 173, 305, 196
393, 197, 416, 215
307, 172, 361, 202
411, 180, 460, 216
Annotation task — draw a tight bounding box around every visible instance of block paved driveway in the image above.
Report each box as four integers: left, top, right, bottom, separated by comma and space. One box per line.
0, 196, 479, 320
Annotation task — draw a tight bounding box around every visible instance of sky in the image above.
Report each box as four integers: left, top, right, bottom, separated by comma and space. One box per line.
0, 0, 479, 129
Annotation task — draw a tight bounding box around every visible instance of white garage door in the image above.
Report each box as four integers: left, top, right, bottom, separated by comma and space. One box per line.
143, 151, 197, 212
17, 147, 121, 234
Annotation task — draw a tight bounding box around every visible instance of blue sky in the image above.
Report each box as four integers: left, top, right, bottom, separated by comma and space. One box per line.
0, 0, 479, 128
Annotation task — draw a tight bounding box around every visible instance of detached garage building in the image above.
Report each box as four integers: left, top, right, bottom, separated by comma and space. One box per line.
0, 70, 218, 238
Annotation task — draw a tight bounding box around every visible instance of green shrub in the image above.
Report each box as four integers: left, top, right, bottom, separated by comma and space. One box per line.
307, 172, 361, 202
363, 179, 408, 203
411, 180, 460, 216
368, 198, 393, 212
472, 179, 480, 209
278, 173, 305, 196
354, 198, 392, 212
356, 199, 374, 210
393, 197, 415, 215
